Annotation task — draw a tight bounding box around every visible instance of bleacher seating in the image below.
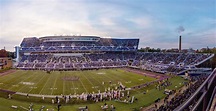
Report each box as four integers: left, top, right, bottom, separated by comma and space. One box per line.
16, 36, 214, 73
17, 52, 213, 74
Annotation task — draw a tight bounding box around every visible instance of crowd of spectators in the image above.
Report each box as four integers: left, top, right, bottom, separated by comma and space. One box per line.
17, 37, 213, 73
157, 75, 208, 111
132, 52, 212, 74
17, 52, 212, 74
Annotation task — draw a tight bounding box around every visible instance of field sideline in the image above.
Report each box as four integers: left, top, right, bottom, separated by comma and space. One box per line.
0, 68, 156, 95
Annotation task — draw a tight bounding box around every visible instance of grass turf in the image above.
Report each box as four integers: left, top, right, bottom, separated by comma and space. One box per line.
0, 69, 187, 111
0, 69, 156, 95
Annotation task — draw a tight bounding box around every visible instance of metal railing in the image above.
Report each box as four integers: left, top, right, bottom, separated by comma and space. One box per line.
206, 86, 216, 111
174, 68, 216, 111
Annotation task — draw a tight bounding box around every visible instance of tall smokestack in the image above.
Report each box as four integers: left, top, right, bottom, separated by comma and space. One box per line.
179, 36, 182, 52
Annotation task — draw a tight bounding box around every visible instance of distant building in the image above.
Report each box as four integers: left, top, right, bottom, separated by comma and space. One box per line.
182, 48, 196, 53
166, 48, 179, 53
0, 49, 8, 57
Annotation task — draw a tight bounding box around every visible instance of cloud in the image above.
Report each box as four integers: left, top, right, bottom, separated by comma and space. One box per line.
0, 0, 215, 51
0, 0, 108, 51
127, 17, 153, 29
185, 28, 216, 48
99, 18, 116, 26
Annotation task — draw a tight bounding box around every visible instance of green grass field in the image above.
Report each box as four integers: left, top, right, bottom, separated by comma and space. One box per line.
0, 69, 156, 95
0, 69, 187, 111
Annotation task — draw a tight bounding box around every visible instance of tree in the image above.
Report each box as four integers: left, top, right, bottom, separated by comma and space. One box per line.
7, 52, 15, 59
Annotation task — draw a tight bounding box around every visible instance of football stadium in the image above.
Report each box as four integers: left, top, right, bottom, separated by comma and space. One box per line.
0, 35, 215, 111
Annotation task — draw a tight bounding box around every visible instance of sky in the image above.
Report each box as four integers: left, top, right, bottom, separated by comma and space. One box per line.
0, 0, 215, 51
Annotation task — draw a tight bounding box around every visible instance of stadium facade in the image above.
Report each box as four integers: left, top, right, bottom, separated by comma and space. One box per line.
18, 36, 139, 53
16, 35, 139, 70
16, 35, 214, 74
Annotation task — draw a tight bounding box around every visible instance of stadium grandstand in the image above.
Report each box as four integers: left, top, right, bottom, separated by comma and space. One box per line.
16, 35, 214, 74
0, 35, 212, 111
15, 36, 138, 70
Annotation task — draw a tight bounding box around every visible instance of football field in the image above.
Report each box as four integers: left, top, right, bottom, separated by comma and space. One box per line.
0, 69, 156, 95
0, 69, 187, 111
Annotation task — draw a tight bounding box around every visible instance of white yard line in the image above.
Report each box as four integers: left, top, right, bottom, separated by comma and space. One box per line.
74, 73, 88, 93
27, 73, 47, 94
79, 79, 88, 93
82, 73, 94, 86
8, 73, 36, 91
0, 71, 22, 83
111, 70, 132, 81
0, 70, 24, 82
39, 74, 53, 94
63, 73, 66, 95
102, 71, 126, 82
51, 73, 59, 95
71, 79, 76, 94
6, 71, 29, 90
68, 72, 76, 94
83, 73, 106, 90
73, 72, 88, 93
16, 71, 40, 92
